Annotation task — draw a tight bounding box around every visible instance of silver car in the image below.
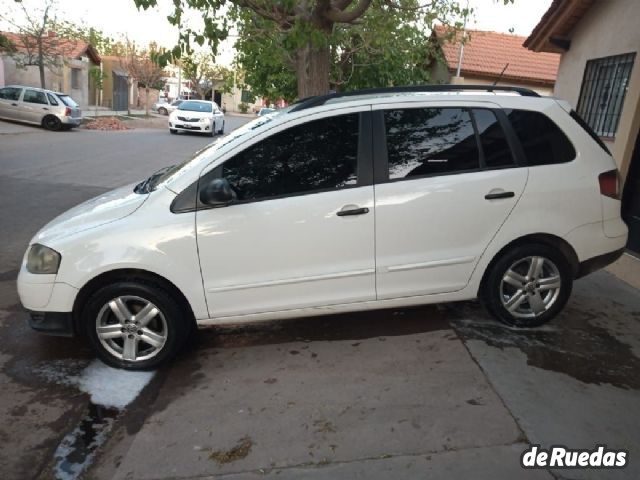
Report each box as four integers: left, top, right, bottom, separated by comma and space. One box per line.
153, 100, 183, 116
0, 85, 82, 131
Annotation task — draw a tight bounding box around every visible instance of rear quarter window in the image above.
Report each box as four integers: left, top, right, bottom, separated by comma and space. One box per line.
504, 109, 576, 166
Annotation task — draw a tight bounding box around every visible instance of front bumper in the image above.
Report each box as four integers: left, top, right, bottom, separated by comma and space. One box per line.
28, 311, 75, 337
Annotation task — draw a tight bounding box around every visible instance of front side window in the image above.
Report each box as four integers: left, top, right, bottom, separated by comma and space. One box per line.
220, 113, 359, 202
384, 108, 479, 179
505, 109, 576, 166
0, 87, 22, 101
23, 89, 47, 104
576, 52, 635, 137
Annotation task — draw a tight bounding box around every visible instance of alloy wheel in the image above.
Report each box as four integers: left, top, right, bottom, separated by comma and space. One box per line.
95, 295, 168, 362
499, 256, 562, 319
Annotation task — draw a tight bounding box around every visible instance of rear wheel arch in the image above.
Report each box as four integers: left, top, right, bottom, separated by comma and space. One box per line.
478, 233, 580, 297
72, 268, 196, 337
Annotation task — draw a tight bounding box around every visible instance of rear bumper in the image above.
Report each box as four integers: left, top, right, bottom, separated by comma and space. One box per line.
60, 116, 81, 126
27, 311, 75, 337
576, 248, 625, 279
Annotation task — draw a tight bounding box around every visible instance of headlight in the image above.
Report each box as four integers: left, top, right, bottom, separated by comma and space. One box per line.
27, 244, 61, 274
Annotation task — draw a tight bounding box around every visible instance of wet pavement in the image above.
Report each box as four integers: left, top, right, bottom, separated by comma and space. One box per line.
1, 119, 639, 479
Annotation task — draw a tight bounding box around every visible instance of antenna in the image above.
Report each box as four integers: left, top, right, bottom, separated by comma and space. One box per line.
492, 63, 509, 86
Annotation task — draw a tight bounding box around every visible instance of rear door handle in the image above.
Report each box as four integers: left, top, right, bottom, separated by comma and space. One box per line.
11, 103, 18, 106
337, 205, 369, 217
485, 191, 515, 200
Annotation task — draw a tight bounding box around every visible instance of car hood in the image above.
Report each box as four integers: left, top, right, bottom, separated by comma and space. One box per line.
32, 183, 148, 245
171, 110, 212, 119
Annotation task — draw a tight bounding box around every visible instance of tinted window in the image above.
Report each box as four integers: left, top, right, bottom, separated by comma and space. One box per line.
47, 93, 59, 106
472, 109, 515, 168
58, 95, 78, 107
220, 113, 359, 202
505, 109, 576, 165
384, 108, 479, 179
0, 87, 22, 101
23, 89, 47, 104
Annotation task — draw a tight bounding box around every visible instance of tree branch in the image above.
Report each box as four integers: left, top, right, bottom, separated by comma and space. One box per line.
324, 0, 372, 23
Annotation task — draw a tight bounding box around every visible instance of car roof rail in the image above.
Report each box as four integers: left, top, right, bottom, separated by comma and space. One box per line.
289, 84, 540, 112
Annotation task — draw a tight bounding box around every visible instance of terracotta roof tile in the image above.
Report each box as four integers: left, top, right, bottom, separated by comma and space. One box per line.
434, 25, 560, 85
1, 31, 101, 63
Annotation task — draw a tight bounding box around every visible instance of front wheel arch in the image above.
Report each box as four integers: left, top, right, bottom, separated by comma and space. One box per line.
72, 268, 196, 338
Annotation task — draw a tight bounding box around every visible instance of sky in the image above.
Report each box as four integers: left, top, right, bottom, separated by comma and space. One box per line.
0, 0, 553, 66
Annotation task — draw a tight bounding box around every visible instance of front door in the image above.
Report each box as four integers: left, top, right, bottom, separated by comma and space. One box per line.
623, 132, 640, 255
373, 104, 528, 299
0, 86, 24, 121
196, 110, 376, 318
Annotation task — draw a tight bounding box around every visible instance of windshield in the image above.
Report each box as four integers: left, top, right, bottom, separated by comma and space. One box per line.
179, 101, 212, 113
58, 95, 78, 107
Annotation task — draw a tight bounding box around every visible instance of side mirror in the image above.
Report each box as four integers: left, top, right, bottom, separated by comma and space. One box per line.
199, 178, 235, 206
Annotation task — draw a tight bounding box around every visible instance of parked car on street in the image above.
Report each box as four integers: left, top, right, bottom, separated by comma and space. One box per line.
153, 99, 183, 116
17, 85, 628, 369
0, 85, 82, 131
168, 100, 224, 136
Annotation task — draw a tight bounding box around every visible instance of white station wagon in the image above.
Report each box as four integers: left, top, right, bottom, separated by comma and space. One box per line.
17, 85, 628, 369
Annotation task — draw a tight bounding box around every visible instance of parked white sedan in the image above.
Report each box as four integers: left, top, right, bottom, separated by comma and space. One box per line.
168, 100, 224, 137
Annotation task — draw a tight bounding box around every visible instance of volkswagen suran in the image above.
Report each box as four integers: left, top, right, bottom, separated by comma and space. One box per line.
17, 85, 628, 369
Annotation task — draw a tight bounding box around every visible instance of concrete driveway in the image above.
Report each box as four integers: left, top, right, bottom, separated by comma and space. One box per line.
0, 117, 638, 480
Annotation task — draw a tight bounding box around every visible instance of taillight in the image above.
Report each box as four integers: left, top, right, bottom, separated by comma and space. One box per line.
599, 169, 620, 199
64, 107, 71, 116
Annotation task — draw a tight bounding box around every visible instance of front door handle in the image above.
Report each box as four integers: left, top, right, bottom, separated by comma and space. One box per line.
485, 191, 515, 200
11, 103, 18, 106
337, 205, 369, 217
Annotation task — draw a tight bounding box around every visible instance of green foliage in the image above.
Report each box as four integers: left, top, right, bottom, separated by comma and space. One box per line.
238, 102, 249, 113
52, 21, 122, 55
132, 1, 482, 99
88, 65, 106, 88
0, 33, 15, 52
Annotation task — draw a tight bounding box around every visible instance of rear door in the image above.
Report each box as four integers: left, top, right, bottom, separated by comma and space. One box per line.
372, 102, 528, 299
0, 86, 24, 121
19, 89, 50, 124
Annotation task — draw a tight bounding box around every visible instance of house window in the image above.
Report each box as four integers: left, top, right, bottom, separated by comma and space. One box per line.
240, 89, 254, 103
576, 52, 636, 137
71, 68, 81, 89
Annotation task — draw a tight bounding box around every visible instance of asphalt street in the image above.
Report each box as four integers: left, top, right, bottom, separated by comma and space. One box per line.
0, 116, 639, 480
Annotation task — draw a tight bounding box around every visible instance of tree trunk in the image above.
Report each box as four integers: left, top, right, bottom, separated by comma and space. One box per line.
295, 42, 331, 99
38, 45, 45, 89
145, 86, 150, 116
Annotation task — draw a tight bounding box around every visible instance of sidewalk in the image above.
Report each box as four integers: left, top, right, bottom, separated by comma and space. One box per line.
606, 251, 640, 290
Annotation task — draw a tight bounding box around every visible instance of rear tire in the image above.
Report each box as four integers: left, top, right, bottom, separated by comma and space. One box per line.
158, 107, 168, 115
83, 280, 190, 370
481, 243, 573, 327
217, 120, 225, 135
42, 115, 62, 131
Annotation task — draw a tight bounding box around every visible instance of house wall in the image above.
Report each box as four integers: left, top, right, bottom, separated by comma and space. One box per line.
552, 0, 640, 178
0, 54, 97, 106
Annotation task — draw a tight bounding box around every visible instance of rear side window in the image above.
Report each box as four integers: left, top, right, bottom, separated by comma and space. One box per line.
472, 109, 515, 168
504, 109, 576, 165
47, 93, 59, 106
220, 113, 359, 202
23, 89, 47, 105
384, 108, 479, 179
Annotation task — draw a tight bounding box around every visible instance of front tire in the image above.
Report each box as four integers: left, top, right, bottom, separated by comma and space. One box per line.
217, 120, 225, 135
170, 128, 177, 134
481, 244, 573, 327
158, 107, 168, 115
83, 280, 190, 370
